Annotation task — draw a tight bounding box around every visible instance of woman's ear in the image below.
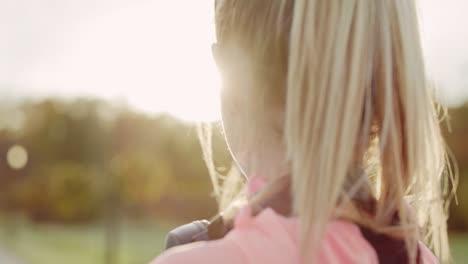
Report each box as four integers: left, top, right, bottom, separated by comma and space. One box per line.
211, 43, 222, 69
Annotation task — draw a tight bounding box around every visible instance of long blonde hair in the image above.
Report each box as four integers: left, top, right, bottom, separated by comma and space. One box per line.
202, 0, 456, 263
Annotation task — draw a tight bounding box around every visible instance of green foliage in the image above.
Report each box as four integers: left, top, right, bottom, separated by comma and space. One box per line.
11, 162, 104, 222
0, 97, 467, 230
0, 98, 231, 223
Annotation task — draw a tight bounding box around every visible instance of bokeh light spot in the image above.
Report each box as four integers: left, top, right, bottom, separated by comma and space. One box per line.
6, 145, 28, 170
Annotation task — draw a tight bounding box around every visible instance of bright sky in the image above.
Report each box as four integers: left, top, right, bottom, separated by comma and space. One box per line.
1, 0, 467, 121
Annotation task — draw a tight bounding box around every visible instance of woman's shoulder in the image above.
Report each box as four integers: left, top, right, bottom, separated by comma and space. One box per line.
151, 207, 438, 264
150, 207, 298, 264
419, 242, 439, 264
151, 207, 379, 264
150, 237, 246, 264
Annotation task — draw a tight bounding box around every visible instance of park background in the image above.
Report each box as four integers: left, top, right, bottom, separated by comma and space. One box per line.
0, 0, 467, 263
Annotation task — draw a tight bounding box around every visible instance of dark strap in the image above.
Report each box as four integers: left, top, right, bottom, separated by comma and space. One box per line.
359, 226, 421, 264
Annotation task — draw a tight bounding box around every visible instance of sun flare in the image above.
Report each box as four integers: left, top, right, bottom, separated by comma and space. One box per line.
18, 1, 222, 122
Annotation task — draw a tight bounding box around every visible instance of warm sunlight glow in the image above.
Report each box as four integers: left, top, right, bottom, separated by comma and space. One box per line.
62, 1, 222, 122
2, 0, 467, 118
12, 1, 222, 122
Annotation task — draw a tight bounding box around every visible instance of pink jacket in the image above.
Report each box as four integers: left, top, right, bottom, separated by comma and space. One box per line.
151, 206, 438, 264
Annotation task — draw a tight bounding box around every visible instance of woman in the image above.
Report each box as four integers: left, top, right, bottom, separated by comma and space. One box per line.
152, 0, 455, 263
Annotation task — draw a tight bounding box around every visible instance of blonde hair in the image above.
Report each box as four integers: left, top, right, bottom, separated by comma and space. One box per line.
202, 0, 457, 263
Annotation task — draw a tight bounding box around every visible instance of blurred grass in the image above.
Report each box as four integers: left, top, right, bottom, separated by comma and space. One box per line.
451, 233, 468, 264
0, 218, 466, 264
0, 217, 172, 264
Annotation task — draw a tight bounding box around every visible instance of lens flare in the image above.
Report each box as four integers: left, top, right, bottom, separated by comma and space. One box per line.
6, 145, 28, 170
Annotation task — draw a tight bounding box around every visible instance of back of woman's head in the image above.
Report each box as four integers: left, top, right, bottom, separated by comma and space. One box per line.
212, 0, 455, 262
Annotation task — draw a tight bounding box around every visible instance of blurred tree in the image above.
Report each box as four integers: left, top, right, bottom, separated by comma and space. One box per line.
445, 103, 468, 231
0, 97, 467, 231
0, 98, 231, 223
